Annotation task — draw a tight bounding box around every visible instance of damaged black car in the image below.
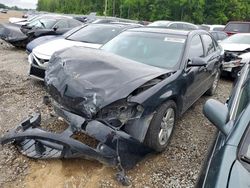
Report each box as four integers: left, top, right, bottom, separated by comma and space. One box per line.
1, 28, 223, 183
0, 15, 83, 48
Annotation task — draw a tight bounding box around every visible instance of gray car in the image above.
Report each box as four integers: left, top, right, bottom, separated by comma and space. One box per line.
197, 61, 250, 187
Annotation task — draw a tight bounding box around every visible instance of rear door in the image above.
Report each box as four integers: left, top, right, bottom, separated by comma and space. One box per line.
200, 34, 221, 91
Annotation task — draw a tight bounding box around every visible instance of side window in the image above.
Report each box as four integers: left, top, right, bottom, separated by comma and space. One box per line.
218, 33, 227, 41
188, 35, 204, 59
185, 24, 196, 30
177, 24, 184, 30
188, 25, 197, 30
235, 73, 250, 117
210, 32, 218, 41
201, 34, 216, 56
168, 23, 178, 29
239, 122, 250, 168
68, 19, 81, 28
54, 20, 69, 29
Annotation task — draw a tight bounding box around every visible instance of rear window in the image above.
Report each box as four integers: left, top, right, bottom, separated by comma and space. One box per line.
225, 23, 250, 33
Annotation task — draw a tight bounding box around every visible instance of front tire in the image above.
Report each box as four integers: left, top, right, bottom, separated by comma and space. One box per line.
144, 100, 177, 152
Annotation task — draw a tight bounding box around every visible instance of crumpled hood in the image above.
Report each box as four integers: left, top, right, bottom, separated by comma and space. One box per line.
9, 17, 27, 24
33, 38, 101, 59
220, 43, 250, 52
45, 47, 171, 118
0, 23, 27, 41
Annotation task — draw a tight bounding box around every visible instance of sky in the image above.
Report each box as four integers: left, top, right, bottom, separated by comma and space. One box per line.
0, 0, 38, 9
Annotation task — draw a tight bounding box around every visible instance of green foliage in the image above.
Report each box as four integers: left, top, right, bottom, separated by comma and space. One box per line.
37, 0, 250, 24
0, 3, 6, 9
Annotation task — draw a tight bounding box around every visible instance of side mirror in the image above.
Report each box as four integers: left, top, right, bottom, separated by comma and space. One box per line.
203, 99, 230, 135
187, 57, 207, 67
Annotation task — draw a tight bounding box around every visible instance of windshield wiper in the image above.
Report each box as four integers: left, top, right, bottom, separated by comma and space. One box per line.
39, 20, 46, 28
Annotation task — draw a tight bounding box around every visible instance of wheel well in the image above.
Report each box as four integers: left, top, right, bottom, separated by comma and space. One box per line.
161, 96, 181, 117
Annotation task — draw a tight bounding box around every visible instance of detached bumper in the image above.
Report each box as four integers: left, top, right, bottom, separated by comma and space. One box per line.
0, 106, 151, 169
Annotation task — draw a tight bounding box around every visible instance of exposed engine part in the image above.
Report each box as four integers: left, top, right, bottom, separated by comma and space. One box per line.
96, 100, 143, 128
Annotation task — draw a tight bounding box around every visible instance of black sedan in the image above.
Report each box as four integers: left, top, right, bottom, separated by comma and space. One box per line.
1, 28, 223, 171
0, 15, 82, 47
197, 62, 250, 188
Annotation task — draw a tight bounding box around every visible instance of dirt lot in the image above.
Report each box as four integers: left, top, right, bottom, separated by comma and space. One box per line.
0, 11, 232, 188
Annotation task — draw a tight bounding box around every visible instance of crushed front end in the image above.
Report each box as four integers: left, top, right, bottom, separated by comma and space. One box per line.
223, 50, 250, 77
0, 23, 28, 47
0, 101, 151, 170
1, 47, 173, 185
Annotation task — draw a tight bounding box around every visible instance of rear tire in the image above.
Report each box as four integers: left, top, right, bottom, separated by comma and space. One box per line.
206, 69, 220, 96
144, 100, 177, 152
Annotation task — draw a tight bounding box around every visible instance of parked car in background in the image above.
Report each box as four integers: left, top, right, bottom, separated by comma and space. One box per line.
148, 21, 198, 30
209, 31, 228, 42
9, 15, 40, 26
197, 61, 250, 188
0, 15, 83, 48
28, 23, 139, 80
26, 25, 83, 53
22, 10, 39, 18
200, 24, 225, 31
220, 33, 250, 78
0, 9, 8, 14
1, 28, 223, 173
224, 21, 250, 36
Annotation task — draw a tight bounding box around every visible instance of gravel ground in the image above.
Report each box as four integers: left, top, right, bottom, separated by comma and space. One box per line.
0, 11, 233, 188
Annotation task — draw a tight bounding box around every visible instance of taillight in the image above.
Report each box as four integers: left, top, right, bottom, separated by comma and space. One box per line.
225, 32, 235, 36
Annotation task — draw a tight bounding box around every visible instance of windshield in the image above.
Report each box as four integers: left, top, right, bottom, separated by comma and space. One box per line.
67, 24, 123, 44
27, 18, 57, 29
221, 34, 250, 45
102, 31, 186, 69
62, 25, 83, 37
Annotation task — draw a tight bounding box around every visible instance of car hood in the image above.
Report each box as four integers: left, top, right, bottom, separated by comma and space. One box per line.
33, 38, 101, 59
0, 23, 27, 41
8, 17, 27, 24
26, 35, 62, 53
45, 47, 171, 118
220, 43, 250, 51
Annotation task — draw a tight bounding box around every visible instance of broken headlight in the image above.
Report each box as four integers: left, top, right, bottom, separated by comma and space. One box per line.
96, 100, 144, 127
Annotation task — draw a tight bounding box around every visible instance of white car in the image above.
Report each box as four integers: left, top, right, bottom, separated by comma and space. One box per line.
200, 24, 225, 31
28, 23, 138, 80
148, 20, 198, 30
220, 33, 250, 78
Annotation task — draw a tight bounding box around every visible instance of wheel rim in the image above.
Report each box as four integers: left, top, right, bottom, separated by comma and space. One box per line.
212, 71, 220, 92
158, 108, 175, 146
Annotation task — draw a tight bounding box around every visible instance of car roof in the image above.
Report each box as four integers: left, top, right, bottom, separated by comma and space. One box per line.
38, 14, 73, 20
89, 23, 139, 29
126, 27, 195, 36
150, 20, 197, 25
226, 21, 250, 24
210, 31, 227, 34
